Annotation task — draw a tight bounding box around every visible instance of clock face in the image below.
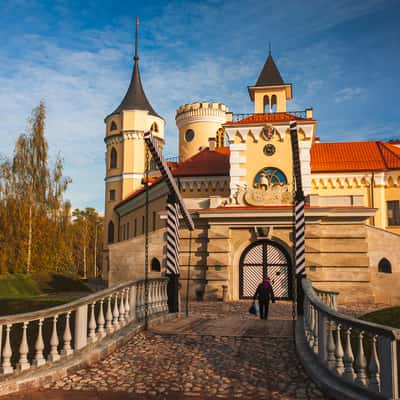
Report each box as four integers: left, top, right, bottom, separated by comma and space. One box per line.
263, 144, 276, 156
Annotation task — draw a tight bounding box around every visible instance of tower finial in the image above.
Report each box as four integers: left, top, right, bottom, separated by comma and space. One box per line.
134, 16, 139, 62
269, 42, 271, 55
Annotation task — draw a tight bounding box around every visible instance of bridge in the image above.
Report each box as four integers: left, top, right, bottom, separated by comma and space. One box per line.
0, 278, 398, 399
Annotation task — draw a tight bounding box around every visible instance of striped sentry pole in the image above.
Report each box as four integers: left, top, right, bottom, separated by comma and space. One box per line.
143, 130, 194, 231
166, 194, 180, 275
289, 120, 306, 315
144, 130, 194, 313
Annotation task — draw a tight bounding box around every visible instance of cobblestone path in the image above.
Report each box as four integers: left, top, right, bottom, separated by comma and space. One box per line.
3, 301, 329, 400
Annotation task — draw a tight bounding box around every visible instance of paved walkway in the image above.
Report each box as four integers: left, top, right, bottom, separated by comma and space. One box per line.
3, 301, 329, 400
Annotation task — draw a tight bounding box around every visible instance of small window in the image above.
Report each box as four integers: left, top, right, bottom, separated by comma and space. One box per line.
108, 221, 115, 244
142, 215, 145, 234
387, 201, 400, 226
151, 257, 161, 272
134, 219, 137, 237
110, 147, 117, 169
109, 190, 115, 201
185, 129, 195, 142
110, 121, 117, 131
127, 222, 130, 239
123, 224, 126, 240
378, 258, 392, 273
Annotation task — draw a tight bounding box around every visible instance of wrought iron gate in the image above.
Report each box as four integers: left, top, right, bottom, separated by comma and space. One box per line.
239, 240, 292, 300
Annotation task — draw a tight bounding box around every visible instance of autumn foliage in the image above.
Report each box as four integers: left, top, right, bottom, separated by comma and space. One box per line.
0, 102, 103, 276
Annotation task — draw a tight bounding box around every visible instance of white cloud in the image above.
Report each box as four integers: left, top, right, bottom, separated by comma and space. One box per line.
335, 87, 367, 103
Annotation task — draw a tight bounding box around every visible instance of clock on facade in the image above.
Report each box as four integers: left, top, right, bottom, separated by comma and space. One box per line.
263, 144, 276, 156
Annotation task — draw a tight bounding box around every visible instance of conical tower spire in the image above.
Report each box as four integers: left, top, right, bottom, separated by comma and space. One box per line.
255, 51, 284, 86
109, 17, 159, 118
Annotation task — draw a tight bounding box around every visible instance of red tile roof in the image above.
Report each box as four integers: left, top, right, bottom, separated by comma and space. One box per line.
226, 112, 313, 125
172, 147, 230, 177
311, 141, 400, 172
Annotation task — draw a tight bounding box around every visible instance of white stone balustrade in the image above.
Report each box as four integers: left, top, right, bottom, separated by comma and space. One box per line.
302, 278, 399, 399
0, 278, 168, 378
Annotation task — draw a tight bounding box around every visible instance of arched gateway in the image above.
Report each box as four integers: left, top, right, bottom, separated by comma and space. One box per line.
239, 240, 292, 300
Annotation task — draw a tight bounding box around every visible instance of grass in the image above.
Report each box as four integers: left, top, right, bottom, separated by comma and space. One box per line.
359, 306, 400, 329
0, 272, 91, 316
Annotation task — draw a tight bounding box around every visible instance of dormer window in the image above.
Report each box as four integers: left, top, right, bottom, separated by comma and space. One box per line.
110, 121, 117, 131
151, 122, 159, 132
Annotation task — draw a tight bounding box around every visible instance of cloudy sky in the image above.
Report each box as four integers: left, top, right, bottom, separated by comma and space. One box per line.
1, 0, 399, 211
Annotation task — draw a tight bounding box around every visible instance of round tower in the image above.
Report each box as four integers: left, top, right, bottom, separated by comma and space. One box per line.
176, 102, 229, 162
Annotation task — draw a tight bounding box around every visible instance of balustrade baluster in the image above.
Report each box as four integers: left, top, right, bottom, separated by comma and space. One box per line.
161, 282, 167, 312
33, 318, 46, 366
88, 302, 97, 343
308, 302, 315, 348
355, 331, 368, 386
137, 283, 143, 320
148, 281, 154, 315
156, 281, 162, 312
368, 335, 381, 392
119, 290, 126, 326
113, 292, 120, 329
124, 288, 131, 320
48, 315, 60, 362
312, 306, 319, 353
17, 322, 30, 371
62, 311, 73, 356
97, 299, 106, 338
343, 327, 356, 382
1, 324, 13, 374
335, 323, 344, 375
327, 320, 336, 369
105, 295, 114, 334
130, 285, 137, 321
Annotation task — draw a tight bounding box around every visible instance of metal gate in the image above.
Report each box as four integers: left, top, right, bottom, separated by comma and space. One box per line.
239, 240, 292, 300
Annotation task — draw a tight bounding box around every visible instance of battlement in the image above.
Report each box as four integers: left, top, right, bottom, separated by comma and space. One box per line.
176, 102, 229, 118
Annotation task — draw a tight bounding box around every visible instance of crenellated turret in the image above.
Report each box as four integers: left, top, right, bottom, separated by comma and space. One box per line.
176, 101, 229, 162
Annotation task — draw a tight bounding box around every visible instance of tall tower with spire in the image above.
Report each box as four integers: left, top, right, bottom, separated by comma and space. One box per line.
248, 51, 292, 114
103, 17, 164, 248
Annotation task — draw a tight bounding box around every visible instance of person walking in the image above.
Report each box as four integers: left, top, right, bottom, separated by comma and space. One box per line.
253, 277, 275, 320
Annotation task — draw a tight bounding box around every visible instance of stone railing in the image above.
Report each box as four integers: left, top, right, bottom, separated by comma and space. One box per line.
302, 278, 399, 399
0, 278, 168, 377
313, 287, 339, 311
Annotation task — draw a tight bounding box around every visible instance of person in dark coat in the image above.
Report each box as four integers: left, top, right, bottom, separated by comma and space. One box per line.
253, 277, 275, 320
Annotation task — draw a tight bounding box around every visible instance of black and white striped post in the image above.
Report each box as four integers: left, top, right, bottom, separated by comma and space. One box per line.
289, 121, 306, 315
144, 130, 194, 313
165, 194, 180, 312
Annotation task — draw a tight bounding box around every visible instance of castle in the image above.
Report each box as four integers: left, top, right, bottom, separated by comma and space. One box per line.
102, 36, 400, 305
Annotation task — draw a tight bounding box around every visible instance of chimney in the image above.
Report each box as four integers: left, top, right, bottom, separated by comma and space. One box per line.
305, 108, 313, 119
208, 137, 216, 151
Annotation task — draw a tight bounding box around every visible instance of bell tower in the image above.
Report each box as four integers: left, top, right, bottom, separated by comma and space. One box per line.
103, 17, 164, 251
248, 51, 292, 114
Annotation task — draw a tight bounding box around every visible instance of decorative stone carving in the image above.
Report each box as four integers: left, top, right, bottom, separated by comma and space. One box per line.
244, 185, 292, 206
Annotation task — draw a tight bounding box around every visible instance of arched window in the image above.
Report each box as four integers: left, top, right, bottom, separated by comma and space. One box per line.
378, 258, 392, 273
263, 95, 270, 113
108, 221, 115, 244
151, 122, 159, 132
254, 167, 287, 189
151, 257, 161, 272
271, 95, 277, 113
110, 147, 117, 169
110, 121, 117, 131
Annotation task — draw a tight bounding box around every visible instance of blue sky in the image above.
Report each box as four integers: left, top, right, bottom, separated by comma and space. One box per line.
1, 0, 399, 211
